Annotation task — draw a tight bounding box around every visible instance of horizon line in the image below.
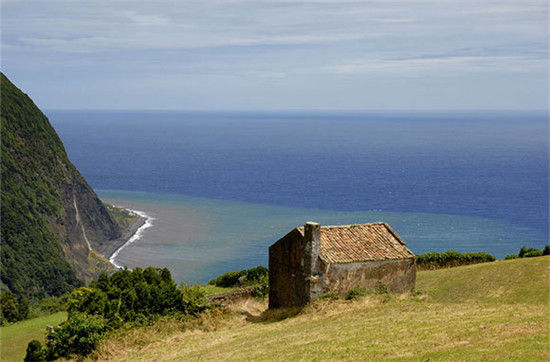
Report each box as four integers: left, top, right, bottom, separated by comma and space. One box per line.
44, 108, 549, 113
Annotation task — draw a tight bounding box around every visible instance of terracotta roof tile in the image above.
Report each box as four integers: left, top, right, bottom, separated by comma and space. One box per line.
297, 222, 414, 264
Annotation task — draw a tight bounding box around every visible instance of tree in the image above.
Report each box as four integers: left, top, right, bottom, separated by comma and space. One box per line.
24, 340, 45, 361
0, 290, 19, 323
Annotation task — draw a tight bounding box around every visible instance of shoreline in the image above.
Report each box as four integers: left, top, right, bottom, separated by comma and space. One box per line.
108, 209, 154, 268
97, 205, 154, 269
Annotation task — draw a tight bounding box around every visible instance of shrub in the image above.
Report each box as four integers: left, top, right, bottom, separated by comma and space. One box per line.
179, 283, 210, 316
519, 246, 538, 258
516, 245, 547, 258
504, 254, 518, 260
68, 267, 191, 326
45, 313, 107, 359
29, 266, 217, 358
208, 270, 247, 287
345, 287, 368, 300
0, 291, 19, 324
28, 294, 68, 319
246, 266, 268, 284
523, 249, 544, 258
251, 274, 269, 299
24, 340, 46, 361
0, 290, 29, 324
416, 251, 496, 270
208, 266, 268, 288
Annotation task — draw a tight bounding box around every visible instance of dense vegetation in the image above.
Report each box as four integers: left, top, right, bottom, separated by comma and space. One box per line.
416, 250, 496, 270
504, 245, 550, 260
1, 73, 82, 298
0, 291, 29, 324
25, 267, 213, 360
208, 266, 268, 288
208, 266, 268, 298
1, 291, 69, 326
1, 73, 121, 301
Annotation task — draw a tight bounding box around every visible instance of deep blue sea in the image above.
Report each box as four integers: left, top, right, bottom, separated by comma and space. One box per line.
48, 110, 549, 282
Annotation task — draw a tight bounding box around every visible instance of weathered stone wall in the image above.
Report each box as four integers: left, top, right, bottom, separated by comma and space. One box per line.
268, 223, 321, 309
316, 258, 416, 297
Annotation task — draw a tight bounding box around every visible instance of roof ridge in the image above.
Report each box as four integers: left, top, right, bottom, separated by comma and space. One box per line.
296, 222, 387, 230
322, 222, 387, 228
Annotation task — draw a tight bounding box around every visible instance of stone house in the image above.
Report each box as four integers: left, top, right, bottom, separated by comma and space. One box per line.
268, 222, 416, 309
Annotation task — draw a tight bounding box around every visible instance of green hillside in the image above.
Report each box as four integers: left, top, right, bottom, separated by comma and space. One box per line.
0, 312, 67, 361
96, 257, 549, 361
0, 73, 121, 298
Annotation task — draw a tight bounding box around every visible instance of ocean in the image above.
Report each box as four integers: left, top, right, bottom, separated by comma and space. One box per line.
48, 110, 549, 283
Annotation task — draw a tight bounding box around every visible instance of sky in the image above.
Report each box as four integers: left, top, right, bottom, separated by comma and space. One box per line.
1, 0, 548, 110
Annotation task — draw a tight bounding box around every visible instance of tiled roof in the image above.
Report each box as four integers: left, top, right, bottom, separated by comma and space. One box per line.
297, 222, 414, 264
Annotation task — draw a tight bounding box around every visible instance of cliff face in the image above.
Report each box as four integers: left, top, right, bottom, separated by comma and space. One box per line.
1, 73, 120, 297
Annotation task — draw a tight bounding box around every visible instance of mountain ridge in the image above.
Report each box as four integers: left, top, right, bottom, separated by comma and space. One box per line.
1, 73, 122, 297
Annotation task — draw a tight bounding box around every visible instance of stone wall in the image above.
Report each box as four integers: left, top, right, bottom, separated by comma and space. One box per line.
316, 258, 416, 297
268, 223, 321, 309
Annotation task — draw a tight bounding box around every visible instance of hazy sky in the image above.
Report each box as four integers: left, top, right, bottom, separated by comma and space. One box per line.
1, 0, 548, 110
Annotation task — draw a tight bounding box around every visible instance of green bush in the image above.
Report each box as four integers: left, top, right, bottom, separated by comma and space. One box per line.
416, 251, 496, 270
246, 266, 268, 284
44, 313, 107, 359
208, 270, 247, 288
69, 267, 191, 326
0, 290, 29, 324
32, 266, 217, 358
523, 249, 544, 258
519, 246, 538, 258
251, 274, 269, 299
504, 254, 518, 260
180, 283, 210, 316
208, 266, 268, 288
345, 287, 368, 300
24, 340, 46, 361
28, 294, 68, 319
516, 245, 547, 259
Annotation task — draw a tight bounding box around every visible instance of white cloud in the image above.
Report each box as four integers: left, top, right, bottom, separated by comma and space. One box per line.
3, 0, 544, 53
330, 56, 548, 75
1, 0, 548, 109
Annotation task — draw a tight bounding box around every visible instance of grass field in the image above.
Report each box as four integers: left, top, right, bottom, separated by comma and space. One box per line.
0, 312, 67, 361
0, 285, 230, 362
96, 256, 550, 361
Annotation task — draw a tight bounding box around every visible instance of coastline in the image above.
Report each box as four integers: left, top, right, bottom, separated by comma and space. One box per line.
97, 206, 153, 269
108, 209, 154, 268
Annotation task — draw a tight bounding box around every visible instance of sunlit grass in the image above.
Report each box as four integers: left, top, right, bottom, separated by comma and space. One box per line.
96, 256, 550, 361
0, 312, 67, 361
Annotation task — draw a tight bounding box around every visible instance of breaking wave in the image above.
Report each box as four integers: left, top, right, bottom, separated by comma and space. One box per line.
109, 209, 154, 269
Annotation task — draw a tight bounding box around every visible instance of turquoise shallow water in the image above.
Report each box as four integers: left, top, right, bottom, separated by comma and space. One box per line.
99, 189, 545, 283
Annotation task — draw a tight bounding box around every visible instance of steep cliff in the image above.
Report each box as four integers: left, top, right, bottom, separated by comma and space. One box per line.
1, 73, 121, 297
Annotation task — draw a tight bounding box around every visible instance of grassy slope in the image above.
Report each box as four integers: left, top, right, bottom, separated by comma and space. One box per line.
0, 312, 67, 361
98, 257, 549, 361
